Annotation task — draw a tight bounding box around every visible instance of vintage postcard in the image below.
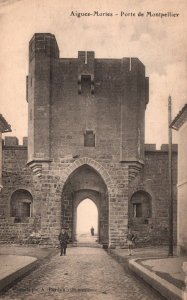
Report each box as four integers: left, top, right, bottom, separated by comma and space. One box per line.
0, 0, 187, 299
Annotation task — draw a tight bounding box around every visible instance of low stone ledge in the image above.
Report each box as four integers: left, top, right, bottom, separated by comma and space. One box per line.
0, 255, 37, 293
182, 262, 187, 300
129, 259, 183, 300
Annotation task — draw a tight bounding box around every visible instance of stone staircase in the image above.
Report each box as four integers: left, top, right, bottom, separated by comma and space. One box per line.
73, 242, 102, 248
73, 233, 102, 248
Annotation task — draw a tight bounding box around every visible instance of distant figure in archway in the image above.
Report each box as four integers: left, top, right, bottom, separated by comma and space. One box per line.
91, 226, 94, 236
58, 228, 69, 256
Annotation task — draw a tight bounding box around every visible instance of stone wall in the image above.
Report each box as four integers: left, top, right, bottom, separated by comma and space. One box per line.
0, 138, 43, 244
27, 34, 148, 167
0, 139, 129, 246
0, 116, 11, 190
129, 144, 178, 246
0, 140, 178, 247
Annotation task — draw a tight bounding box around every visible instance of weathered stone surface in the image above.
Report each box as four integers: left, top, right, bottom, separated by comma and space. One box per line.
0, 248, 165, 300
0, 34, 178, 248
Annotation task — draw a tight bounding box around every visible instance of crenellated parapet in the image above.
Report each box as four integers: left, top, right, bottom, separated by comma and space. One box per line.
128, 144, 178, 182
29, 33, 59, 62
0, 114, 11, 191
144, 143, 178, 152
3, 136, 28, 147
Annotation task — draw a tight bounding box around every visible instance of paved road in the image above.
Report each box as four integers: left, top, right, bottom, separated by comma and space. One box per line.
1, 247, 165, 300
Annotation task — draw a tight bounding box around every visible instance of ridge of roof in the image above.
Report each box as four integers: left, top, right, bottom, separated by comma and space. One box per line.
170, 103, 187, 130
0, 114, 11, 133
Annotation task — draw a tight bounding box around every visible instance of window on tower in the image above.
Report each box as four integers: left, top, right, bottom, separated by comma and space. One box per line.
81, 75, 91, 94
84, 130, 95, 147
133, 203, 142, 218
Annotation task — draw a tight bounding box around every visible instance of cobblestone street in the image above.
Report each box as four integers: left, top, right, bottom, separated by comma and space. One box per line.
1, 247, 165, 300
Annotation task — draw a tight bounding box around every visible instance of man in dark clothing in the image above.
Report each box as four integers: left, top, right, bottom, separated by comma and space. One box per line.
91, 226, 94, 236
58, 228, 69, 256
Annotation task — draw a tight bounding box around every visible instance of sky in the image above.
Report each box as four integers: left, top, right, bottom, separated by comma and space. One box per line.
0, 0, 187, 148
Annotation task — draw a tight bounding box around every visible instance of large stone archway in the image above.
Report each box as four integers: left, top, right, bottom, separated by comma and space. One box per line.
61, 163, 109, 245
56, 157, 114, 194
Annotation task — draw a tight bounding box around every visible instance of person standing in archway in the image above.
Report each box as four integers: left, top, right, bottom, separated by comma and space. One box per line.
91, 226, 94, 236
58, 228, 69, 256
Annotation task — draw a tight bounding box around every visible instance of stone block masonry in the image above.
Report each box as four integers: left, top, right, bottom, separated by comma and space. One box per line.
0, 33, 177, 248
129, 146, 178, 246
0, 139, 178, 248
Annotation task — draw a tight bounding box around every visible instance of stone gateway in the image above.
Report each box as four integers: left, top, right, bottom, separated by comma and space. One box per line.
0, 33, 177, 248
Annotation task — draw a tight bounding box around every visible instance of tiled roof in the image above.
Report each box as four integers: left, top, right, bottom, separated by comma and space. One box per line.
170, 103, 187, 130
0, 114, 11, 133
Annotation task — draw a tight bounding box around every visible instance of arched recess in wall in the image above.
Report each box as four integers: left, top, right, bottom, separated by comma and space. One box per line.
56, 157, 114, 197
129, 190, 152, 224
10, 189, 33, 223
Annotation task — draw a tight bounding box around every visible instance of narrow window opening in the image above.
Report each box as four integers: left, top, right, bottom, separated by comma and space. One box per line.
85, 51, 88, 64
84, 130, 95, 147
81, 75, 91, 94
133, 203, 142, 218
30, 109, 32, 121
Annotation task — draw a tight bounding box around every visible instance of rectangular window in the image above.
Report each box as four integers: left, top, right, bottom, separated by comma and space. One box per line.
22, 202, 31, 218
30, 109, 32, 121
81, 75, 91, 94
133, 203, 142, 218
84, 130, 95, 147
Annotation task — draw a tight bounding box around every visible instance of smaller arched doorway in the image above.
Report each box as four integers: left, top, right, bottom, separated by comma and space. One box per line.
76, 198, 98, 244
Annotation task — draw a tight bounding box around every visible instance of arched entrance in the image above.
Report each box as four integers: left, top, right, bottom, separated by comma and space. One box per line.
61, 164, 109, 245
76, 198, 98, 244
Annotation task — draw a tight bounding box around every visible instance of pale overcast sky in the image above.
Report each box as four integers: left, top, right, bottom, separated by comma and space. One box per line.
0, 0, 186, 148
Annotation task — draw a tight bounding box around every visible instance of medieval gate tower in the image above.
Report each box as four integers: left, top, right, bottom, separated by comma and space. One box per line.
27, 33, 149, 248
